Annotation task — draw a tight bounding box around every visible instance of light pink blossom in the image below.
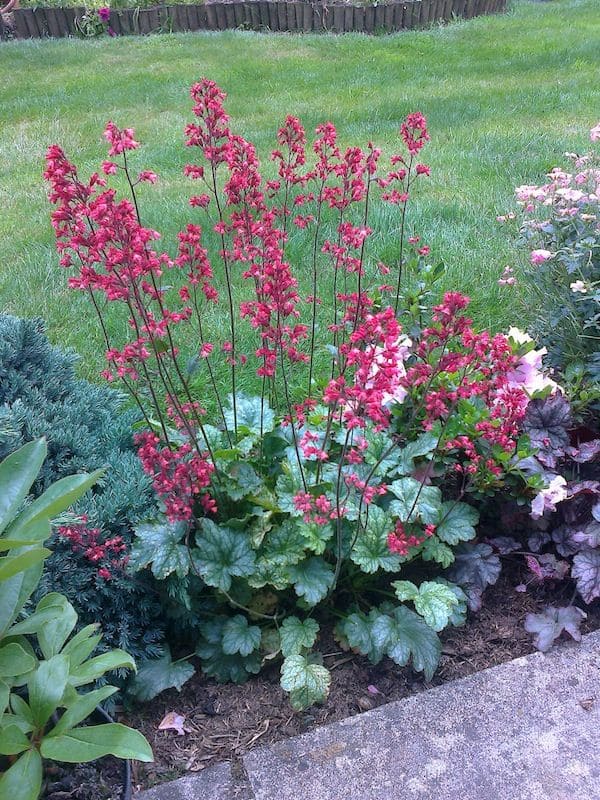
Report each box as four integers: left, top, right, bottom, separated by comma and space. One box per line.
531, 475, 568, 519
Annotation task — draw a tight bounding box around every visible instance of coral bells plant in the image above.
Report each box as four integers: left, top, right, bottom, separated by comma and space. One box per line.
45, 79, 547, 708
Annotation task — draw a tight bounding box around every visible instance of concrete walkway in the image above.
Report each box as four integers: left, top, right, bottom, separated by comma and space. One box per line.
139, 630, 600, 800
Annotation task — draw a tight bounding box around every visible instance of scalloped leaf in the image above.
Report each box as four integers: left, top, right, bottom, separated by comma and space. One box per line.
279, 617, 319, 658
351, 506, 400, 573
435, 502, 479, 545
280, 654, 330, 710
389, 478, 441, 524
193, 519, 256, 591
524, 605, 586, 652
288, 557, 334, 606
371, 606, 441, 680
130, 521, 189, 580
221, 615, 261, 657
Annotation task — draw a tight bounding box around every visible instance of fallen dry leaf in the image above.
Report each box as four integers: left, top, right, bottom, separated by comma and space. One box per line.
158, 711, 188, 735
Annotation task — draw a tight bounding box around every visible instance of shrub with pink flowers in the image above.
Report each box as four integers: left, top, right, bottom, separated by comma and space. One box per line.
45, 79, 549, 708
513, 123, 600, 415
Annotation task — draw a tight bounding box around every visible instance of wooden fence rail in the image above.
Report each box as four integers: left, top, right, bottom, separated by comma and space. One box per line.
8, 0, 507, 38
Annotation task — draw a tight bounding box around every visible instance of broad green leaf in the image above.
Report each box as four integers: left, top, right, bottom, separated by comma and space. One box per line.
196, 622, 261, 684
289, 557, 334, 606
36, 594, 78, 660
434, 579, 468, 627
371, 606, 441, 680
0, 713, 34, 734
224, 393, 274, 436
194, 519, 255, 592
364, 430, 399, 476
393, 580, 460, 632
7, 596, 69, 638
280, 654, 330, 710
41, 723, 153, 763
0, 549, 50, 581
0, 679, 8, 718
0, 564, 44, 639
61, 624, 102, 668
0, 748, 42, 800
69, 649, 136, 688
48, 685, 118, 736
0, 643, 36, 678
7, 470, 103, 541
351, 506, 400, 573
0, 519, 51, 549
389, 478, 441, 524
129, 521, 189, 579
10, 694, 34, 726
0, 439, 46, 536
130, 648, 194, 702
420, 537, 455, 568
28, 654, 70, 728
221, 615, 261, 657
0, 724, 30, 755
435, 502, 479, 545
279, 617, 319, 657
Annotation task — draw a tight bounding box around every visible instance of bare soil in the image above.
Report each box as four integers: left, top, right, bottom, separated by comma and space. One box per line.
42, 559, 600, 799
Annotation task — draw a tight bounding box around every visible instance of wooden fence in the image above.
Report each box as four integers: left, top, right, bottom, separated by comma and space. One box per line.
9, 0, 507, 38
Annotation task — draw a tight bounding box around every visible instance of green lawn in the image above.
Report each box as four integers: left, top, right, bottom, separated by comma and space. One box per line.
1, 0, 599, 379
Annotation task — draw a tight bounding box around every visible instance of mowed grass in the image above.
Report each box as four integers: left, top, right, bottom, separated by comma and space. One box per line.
1, 0, 599, 381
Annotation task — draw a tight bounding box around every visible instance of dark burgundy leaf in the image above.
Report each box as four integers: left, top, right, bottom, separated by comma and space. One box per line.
528, 531, 551, 553
524, 605, 586, 652
572, 550, 600, 604
444, 543, 501, 610
523, 395, 572, 469
525, 553, 569, 582
572, 521, 600, 549
487, 536, 521, 554
551, 525, 585, 557
567, 439, 600, 464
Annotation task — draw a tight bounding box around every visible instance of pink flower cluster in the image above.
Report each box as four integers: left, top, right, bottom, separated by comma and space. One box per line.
135, 432, 215, 522
57, 518, 127, 580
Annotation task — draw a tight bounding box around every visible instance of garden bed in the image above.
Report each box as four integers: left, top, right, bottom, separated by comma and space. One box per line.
43, 561, 600, 799
9, 0, 507, 38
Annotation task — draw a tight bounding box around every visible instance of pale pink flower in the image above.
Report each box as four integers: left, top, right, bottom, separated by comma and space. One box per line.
531, 475, 568, 519
530, 249, 553, 265
570, 280, 588, 293
590, 122, 600, 142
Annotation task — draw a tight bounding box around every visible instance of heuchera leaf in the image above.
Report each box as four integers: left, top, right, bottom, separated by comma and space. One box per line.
392, 580, 460, 632
130, 521, 189, 579
572, 549, 600, 604
435, 502, 479, 545
371, 606, 441, 680
194, 519, 256, 591
130, 648, 195, 702
288, 557, 334, 606
444, 543, 501, 611
279, 617, 319, 658
524, 605, 586, 652
221, 615, 261, 657
420, 537, 455, 568
196, 617, 262, 684
280, 654, 331, 710
224, 393, 274, 436
389, 478, 441, 524
337, 610, 386, 664
522, 395, 571, 468
351, 506, 401, 573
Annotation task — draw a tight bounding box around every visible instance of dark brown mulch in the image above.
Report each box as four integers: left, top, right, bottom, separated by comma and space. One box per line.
43, 562, 600, 799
